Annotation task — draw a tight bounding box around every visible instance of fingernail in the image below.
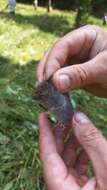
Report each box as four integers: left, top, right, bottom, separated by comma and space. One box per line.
59, 74, 71, 90
74, 112, 91, 125
37, 76, 45, 83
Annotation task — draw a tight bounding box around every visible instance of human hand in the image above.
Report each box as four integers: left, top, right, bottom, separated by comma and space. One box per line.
37, 25, 107, 97
39, 112, 107, 190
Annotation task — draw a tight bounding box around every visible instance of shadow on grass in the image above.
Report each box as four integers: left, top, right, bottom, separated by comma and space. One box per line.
0, 11, 72, 36
0, 55, 36, 71
0, 56, 18, 78
0, 56, 42, 189
0, 55, 39, 122
0, 55, 38, 88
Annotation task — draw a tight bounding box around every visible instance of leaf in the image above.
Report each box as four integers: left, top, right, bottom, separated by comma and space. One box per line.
4, 181, 13, 190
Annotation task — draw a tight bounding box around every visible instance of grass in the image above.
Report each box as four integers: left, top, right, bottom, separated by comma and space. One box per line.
0, 1, 107, 190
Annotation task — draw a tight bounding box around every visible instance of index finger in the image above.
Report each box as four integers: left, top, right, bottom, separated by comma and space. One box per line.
37, 25, 97, 81
39, 113, 79, 190
39, 113, 68, 179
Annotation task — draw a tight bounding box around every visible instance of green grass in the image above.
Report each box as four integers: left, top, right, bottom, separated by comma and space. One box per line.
0, 1, 107, 190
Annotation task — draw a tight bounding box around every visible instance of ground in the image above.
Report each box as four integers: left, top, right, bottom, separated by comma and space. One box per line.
0, 1, 107, 190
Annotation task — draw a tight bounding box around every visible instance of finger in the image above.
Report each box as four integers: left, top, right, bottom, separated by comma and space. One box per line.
72, 112, 107, 187
63, 135, 79, 167
68, 167, 88, 187
75, 150, 89, 184
69, 168, 84, 187
54, 122, 72, 155
37, 50, 50, 83
82, 178, 96, 190
63, 136, 88, 186
39, 113, 79, 190
75, 150, 89, 177
45, 25, 97, 79
52, 51, 107, 93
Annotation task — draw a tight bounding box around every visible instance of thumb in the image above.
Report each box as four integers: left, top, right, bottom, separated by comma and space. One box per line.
52, 52, 107, 92
72, 112, 107, 187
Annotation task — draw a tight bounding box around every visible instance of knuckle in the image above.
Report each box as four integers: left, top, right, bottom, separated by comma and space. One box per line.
80, 125, 101, 146
54, 39, 64, 50
84, 24, 93, 29
82, 24, 99, 31
86, 24, 101, 31
73, 65, 88, 86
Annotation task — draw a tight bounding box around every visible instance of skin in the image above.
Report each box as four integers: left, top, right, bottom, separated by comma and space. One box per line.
37, 25, 107, 189
37, 25, 107, 97
39, 112, 107, 190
